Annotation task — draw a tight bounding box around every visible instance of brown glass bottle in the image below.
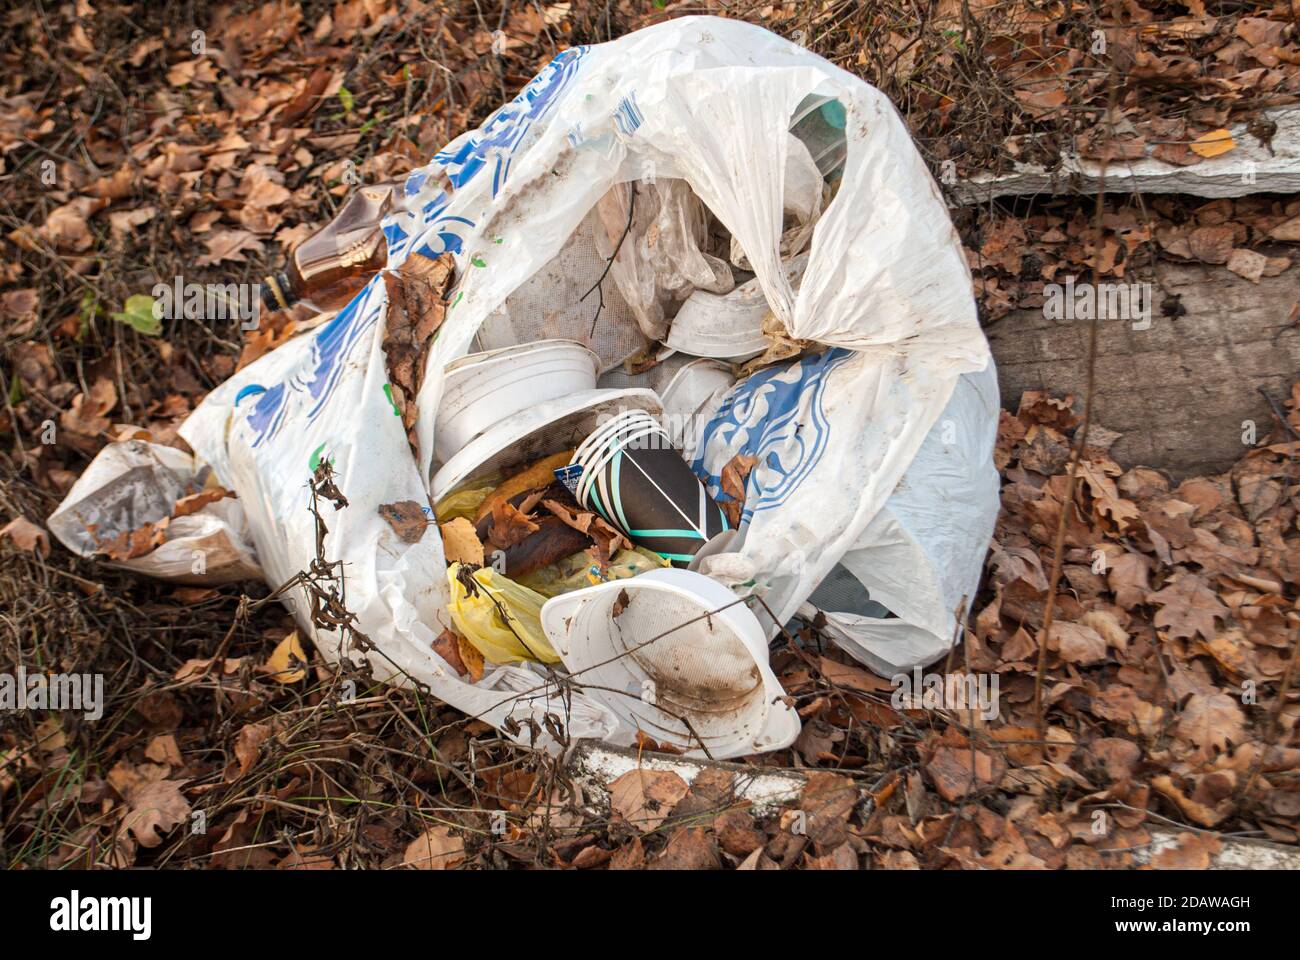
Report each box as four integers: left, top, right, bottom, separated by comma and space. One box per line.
261, 181, 398, 313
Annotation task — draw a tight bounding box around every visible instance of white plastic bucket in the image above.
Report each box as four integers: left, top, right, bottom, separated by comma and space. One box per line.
539, 568, 800, 758
434, 338, 600, 463
431, 387, 662, 502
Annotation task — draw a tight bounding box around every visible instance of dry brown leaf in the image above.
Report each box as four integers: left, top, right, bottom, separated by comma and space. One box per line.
818, 656, 893, 693
1150, 830, 1222, 869
608, 768, 689, 834
225, 722, 274, 782
1149, 573, 1229, 641
41, 196, 108, 252
540, 498, 632, 557
924, 738, 1005, 803
1106, 550, 1152, 610
378, 500, 429, 545
1176, 692, 1246, 755
488, 500, 540, 550
119, 776, 191, 849
173, 486, 233, 518
719, 453, 758, 527
402, 825, 465, 869
1186, 225, 1235, 264
431, 626, 476, 679
1226, 248, 1267, 282
1151, 774, 1230, 827
1049, 621, 1108, 665
1077, 462, 1141, 532
62, 377, 117, 438
195, 229, 264, 267
0, 516, 51, 557
235, 320, 298, 371
439, 517, 484, 566
457, 635, 485, 682
1188, 129, 1235, 158
647, 826, 721, 870
97, 518, 169, 560
260, 631, 308, 684
1080, 609, 1129, 652
144, 734, 183, 766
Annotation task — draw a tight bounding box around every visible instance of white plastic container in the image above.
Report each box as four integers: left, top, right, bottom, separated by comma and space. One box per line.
539, 568, 801, 759
431, 387, 662, 501
664, 253, 811, 360
658, 358, 735, 447
434, 339, 600, 464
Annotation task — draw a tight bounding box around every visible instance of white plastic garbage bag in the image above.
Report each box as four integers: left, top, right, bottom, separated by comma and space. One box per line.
684, 360, 1000, 676
49, 16, 994, 752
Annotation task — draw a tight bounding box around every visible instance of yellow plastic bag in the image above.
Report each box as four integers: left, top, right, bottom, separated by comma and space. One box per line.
518, 546, 669, 598
434, 477, 499, 524
446, 563, 561, 665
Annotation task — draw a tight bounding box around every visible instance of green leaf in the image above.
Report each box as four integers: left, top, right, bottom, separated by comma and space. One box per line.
338, 86, 355, 114
358, 108, 386, 134
111, 294, 162, 336
7, 372, 22, 405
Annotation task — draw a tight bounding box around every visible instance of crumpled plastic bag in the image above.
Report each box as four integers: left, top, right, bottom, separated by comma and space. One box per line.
447, 563, 560, 665
433, 477, 498, 523
46, 439, 261, 585
517, 545, 668, 598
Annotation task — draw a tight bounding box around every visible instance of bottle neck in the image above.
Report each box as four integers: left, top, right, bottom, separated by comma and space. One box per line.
260, 270, 295, 312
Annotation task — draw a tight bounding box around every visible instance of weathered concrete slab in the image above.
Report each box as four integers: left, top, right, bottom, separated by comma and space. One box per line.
987, 261, 1300, 478
953, 108, 1300, 203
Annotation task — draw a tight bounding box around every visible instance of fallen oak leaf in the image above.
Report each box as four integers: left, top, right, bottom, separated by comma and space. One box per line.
1046, 621, 1109, 665
1176, 692, 1246, 756
1148, 573, 1229, 642
118, 775, 191, 849
1077, 462, 1141, 532
194, 229, 264, 267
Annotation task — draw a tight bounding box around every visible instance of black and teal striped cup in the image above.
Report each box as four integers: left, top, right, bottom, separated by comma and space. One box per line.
572, 411, 728, 564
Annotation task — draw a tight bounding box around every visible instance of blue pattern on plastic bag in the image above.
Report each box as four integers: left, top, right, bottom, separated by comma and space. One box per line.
691, 348, 852, 522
